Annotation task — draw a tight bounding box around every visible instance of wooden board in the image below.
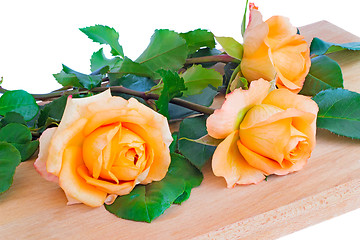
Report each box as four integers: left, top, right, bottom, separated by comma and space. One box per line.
1, 21, 360, 240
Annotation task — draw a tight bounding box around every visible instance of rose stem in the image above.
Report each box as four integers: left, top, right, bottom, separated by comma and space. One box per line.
185, 54, 238, 64
0, 86, 215, 115
99, 86, 215, 115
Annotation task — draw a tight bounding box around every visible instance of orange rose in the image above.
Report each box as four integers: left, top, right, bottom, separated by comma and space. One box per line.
35, 90, 172, 207
240, 4, 310, 93
206, 79, 318, 187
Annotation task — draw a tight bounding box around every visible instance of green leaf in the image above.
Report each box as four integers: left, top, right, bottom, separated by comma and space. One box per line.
53, 71, 82, 88
180, 29, 215, 54
173, 191, 191, 204
0, 123, 32, 143
12, 141, 39, 161
178, 115, 216, 169
37, 95, 67, 129
300, 55, 343, 96
0, 112, 26, 127
169, 132, 178, 153
0, 142, 21, 193
80, 25, 124, 57
136, 29, 188, 73
90, 48, 123, 72
108, 74, 155, 106
0, 123, 39, 161
155, 70, 187, 118
0, 90, 39, 121
168, 86, 218, 120
215, 36, 243, 60
109, 74, 156, 92
105, 153, 203, 222
109, 57, 155, 79
310, 37, 360, 55
241, 0, 250, 37
54, 64, 106, 89
62, 64, 102, 90
181, 65, 222, 96
90, 65, 110, 76
312, 88, 360, 139
150, 65, 222, 97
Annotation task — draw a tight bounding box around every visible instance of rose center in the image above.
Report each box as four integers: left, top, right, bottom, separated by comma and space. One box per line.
285, 138, 309, 163
124, 148, 139, 165
82, 123, 148, 183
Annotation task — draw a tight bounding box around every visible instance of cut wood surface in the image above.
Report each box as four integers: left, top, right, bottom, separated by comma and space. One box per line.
1, 21, 360, 240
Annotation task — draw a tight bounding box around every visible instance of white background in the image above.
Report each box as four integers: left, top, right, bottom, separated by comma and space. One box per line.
0, 0, 359, 239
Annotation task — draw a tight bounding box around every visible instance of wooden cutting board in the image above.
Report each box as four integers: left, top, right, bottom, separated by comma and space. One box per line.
1, 21, 359, 240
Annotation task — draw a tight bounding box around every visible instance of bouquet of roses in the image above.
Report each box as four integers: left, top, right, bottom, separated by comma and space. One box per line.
0, 1, 359, 223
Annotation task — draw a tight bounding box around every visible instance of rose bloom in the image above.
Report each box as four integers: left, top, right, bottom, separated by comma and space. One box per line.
240, 4, 310, 93
35, 90, 172, 207
206, 79, 318, 187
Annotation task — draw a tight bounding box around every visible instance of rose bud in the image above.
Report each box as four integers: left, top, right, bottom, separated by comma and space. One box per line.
241, 4, 311, 93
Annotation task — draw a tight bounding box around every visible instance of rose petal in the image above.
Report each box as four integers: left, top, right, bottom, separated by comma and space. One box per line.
98, 169, 119, 184
127, 98, 173, 147
82, 123, 121, 179
46, 90, 124, 176
110, 127, 146, 180
271, 35, 310, 92
240, 118, 291, 164
83, 104, 169, 184
58, 89, 112, 134
212, 130, 265, 188
262, 89, 318, 149
65, 193, 82, 205
136, 167, 150, 184
285, 138, 310, 164
241, 8, 275, 82
104, 194, 117, 205
100, 129, 122, 183
237, 140, 307, 176
86, 95, 128, 115
46, 118, 88, 175
263, 89, 318, 117
37, 89, 172, 207
77, 165, 135, 196
265, 15, 297, 48
240, 106, 315, 130
122, 122, 170, 184
240, 105, 315, 164
111, 154, 142, 181
83, 109, 146, 136
34, 127, 58, 183
284, 126, 311, 163
59, 146, 107, 207
244, 8, 269, 56
206, 79, 270, 139
239, 104, 284, 129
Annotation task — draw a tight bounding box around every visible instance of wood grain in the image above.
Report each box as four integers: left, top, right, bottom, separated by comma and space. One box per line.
1, 21, 360, 240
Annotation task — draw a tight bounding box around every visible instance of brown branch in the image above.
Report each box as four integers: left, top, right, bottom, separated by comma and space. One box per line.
0, 85, 215, 115
185, 54, 238, 64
